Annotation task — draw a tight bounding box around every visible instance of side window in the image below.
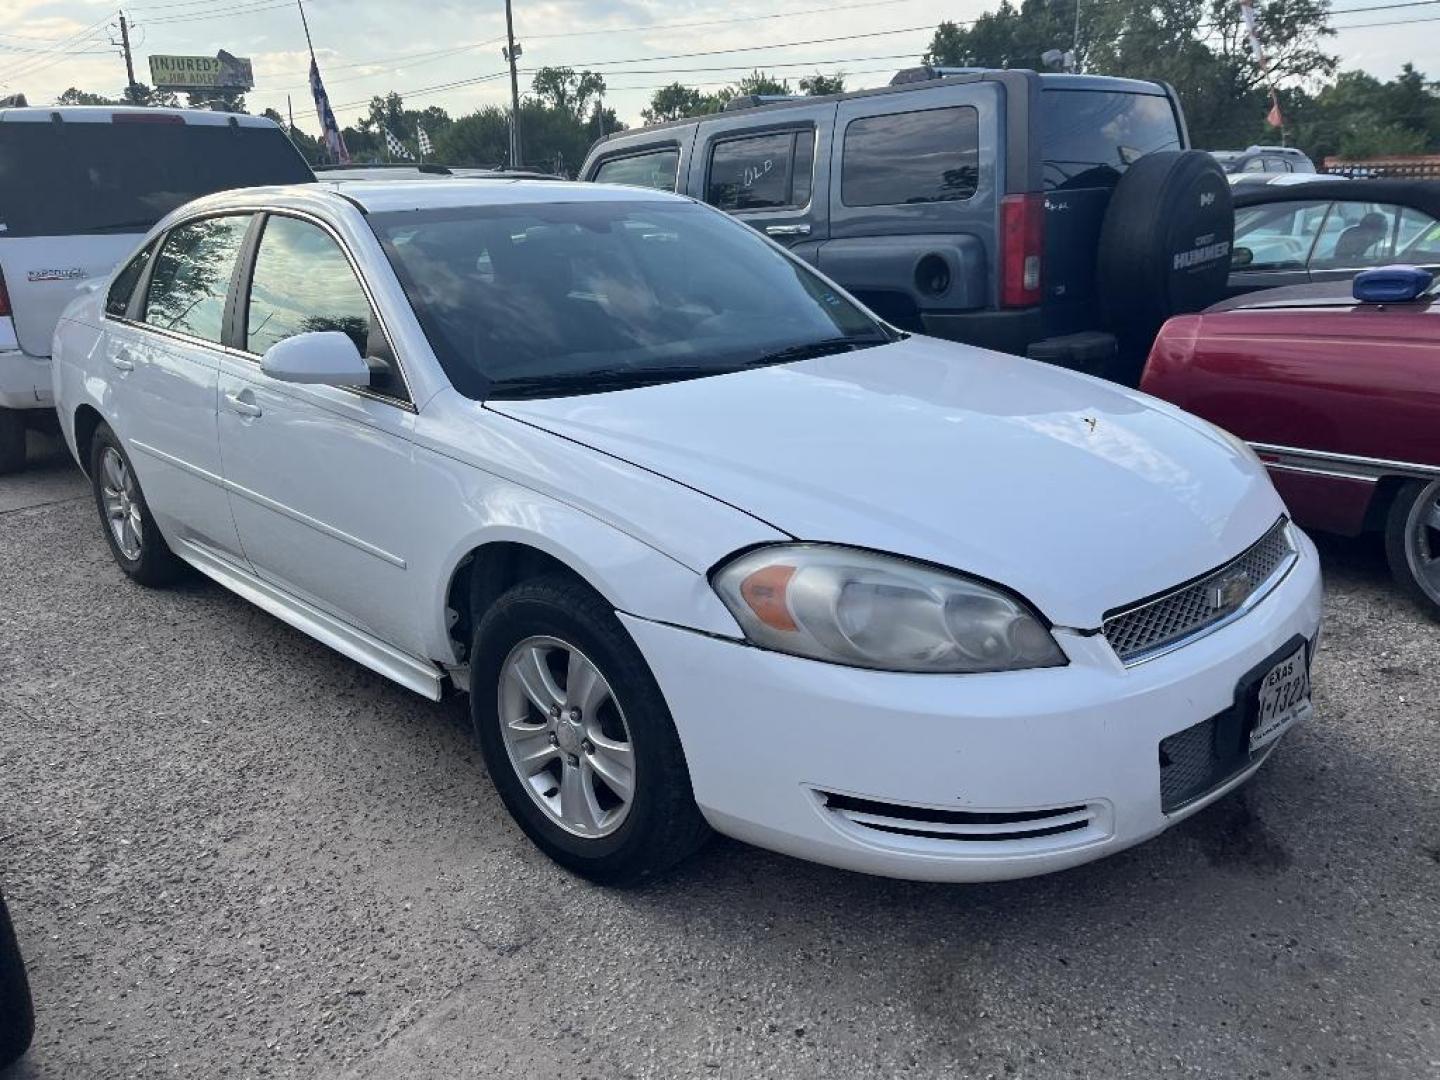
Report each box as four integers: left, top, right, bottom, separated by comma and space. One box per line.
1242, 156, 1266, 172
592, 149, 680, 191
1397, 208, 1440, 260
1263, 158, 1291, 173
841, 106, 979, 207
1309, 201, 1400, 269
105, 242, 155, 318
706, 129, 815, 211
142, 215, 253, 343
1233, 200, 1329, 271
245, 215, 406, 401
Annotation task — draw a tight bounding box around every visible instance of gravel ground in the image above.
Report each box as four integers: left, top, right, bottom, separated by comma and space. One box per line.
1, 433, 1437, 1080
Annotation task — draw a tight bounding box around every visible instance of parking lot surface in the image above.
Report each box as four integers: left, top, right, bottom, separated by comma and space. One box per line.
1, 433, 1437, 1080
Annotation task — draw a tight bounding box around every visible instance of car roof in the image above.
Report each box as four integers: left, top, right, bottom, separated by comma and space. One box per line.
173, 178, 691, 218
589, 68, 1169, 144
0, 105, 276, 127
1232, 176, 1440, 216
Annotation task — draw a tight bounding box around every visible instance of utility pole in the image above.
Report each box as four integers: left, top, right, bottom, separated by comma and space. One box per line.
118, 10, 138, 100
502, 0, 523, 169
287, 93, 295, 130
1071, 0, 1082, 73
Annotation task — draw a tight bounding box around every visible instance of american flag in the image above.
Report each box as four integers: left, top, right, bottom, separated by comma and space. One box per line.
384, 126, 414, 161
417, 125, 433, 157
308, 55, 350, 165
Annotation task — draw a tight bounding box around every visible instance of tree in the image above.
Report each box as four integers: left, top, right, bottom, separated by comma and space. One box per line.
734, 70, 791, 96
923, 0, 1338, 149
799, 73, 846, 96
58, 87, 118, 106
530, 66, 606, 123
263, 107, 323, 164
187, 88, 247, 113
642, 83, 708, 124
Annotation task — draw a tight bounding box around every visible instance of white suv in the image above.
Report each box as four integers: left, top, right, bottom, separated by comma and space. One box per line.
0, 106, 312, 473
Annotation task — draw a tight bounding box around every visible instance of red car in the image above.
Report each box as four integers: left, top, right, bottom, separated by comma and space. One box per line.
1142, 265, 1440, 613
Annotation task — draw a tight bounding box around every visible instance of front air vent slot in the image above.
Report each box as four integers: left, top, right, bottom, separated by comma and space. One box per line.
820, 792, 1096, 844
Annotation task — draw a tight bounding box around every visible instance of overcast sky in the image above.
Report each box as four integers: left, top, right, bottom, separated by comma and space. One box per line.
4, 0, 1437, 133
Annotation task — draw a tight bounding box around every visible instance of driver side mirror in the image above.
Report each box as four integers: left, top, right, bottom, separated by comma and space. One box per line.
260, 332, 371, 388
1230, 246, 1254, 269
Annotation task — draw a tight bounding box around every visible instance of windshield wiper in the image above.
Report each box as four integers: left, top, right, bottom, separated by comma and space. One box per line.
486, 365, 727, 400
485, 336, 893, 400
87, 218, 158, 235
745, 335, 890, 367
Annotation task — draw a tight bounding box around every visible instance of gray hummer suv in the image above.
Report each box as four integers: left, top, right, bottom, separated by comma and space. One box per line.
580, 67, 1235, 382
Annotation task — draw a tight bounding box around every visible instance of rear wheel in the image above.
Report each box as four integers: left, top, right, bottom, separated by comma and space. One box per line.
0, 406, 26, 475
1385, 479, 1440, 617
88, 424, 187, 587
0, 893, 34, 1070
471, 577, 711, 884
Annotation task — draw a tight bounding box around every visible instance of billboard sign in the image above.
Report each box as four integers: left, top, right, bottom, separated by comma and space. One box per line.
148, 51, 254, 91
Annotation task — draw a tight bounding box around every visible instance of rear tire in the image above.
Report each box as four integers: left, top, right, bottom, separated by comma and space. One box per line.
0, 893, 35, 1070
1384, 479, 1440, 617
0, 406, 26, 476
470, 576, 711, 885
88, 424, 187, 587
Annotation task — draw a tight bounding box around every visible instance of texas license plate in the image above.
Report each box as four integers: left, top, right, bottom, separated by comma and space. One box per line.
1249, 644, 1311, 751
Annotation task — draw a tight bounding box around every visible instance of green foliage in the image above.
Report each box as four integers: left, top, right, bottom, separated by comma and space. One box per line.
799, 73, 846, 96
186, 88, 248, 113
57, 83, 180, 108
640, 69, 802, 123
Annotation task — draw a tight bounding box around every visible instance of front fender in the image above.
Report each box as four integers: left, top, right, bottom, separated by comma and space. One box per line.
425, 476, 749, 662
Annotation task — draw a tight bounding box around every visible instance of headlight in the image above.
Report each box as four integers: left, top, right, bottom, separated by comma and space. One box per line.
711, 545, 1066, 674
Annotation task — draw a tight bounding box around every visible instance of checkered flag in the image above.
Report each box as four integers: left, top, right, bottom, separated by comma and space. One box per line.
384, 126, 413, 161
417, 125, 433, 157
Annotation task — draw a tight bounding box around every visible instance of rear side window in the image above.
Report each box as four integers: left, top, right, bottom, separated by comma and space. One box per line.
592, 149, 680, 191
1040, 90, 1182, 190
142, 215, 253, 343
0, 121, 311, 239
841, 107, 978, 207
706, 129, 816, 211
105, 243, 155, 318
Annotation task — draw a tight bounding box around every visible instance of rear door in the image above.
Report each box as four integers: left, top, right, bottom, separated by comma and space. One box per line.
1038, 86, 1183, 331
825, 82, 999, 321
107, 212, 253, 561
689, 105, 834, 262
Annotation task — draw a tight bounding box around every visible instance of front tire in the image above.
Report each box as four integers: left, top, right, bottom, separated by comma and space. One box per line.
471, 577, 711, 885
0, 406, 26, 476
88, 424, 186, 587
1385, 479, 1440, 617
0, 893, 34, 1070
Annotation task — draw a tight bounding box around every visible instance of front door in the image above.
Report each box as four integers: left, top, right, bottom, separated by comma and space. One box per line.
688, 105, 835, 264
215, 212, 431, 655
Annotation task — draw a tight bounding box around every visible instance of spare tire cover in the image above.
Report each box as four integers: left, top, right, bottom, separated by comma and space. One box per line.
1096, 150, 1234, 337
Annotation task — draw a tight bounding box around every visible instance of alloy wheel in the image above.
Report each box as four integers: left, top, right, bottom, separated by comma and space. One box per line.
1405, 479, 1440, 605
99, 447, 144, 562
497, 635, 636, 838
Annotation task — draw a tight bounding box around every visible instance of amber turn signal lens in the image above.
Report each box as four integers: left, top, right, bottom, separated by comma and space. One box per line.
739, 564, 797, 631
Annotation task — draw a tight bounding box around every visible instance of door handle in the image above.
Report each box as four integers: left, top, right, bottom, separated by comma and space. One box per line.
111, 350, 135, 373
765, 224, 811, 237
225, 392, 263, 419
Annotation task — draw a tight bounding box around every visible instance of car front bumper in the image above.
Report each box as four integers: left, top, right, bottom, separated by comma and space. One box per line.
620, 529, 1323, 883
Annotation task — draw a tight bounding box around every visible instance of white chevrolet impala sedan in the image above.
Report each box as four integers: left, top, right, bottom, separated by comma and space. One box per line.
53, 181, 1322, 884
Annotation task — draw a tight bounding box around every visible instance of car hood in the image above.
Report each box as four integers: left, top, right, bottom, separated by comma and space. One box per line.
485, 336, 1285, 628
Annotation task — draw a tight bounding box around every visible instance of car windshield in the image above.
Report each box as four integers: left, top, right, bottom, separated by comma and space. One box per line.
0, 120, 312, 238
370, 200, 890, 400
1041, 89, 1183, 190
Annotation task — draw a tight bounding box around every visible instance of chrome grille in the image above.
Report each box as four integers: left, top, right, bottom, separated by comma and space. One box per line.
1103, 519, 1295, 665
